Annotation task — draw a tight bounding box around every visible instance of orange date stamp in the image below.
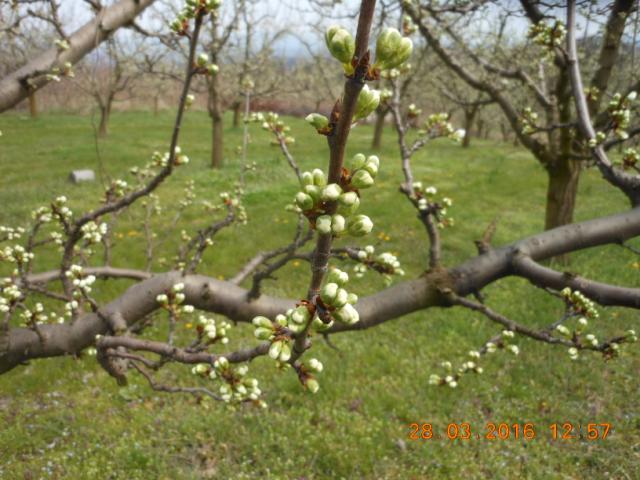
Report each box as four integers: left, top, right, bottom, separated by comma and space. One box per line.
408, 422, 612, 441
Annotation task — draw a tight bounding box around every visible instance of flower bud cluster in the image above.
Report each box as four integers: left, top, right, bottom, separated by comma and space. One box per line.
375, 28, 413, 72
156, 282, 194, 316
0, 244, 34, 268
325, 26, 356, 74
299, 357, 324, 394
248, 112, 295, 145
520, 107, 539, 135
81, 221, 108, 244
197, 314, 231, 344
560, 288, 599, 318
105, 179, 130, 201
318, 268, 360, 325
0, 278, 22, 313
65, 264, 97, 298
0, 226, 25, 242
402, 15, 417, 35
51, 196, 73, 223
411, 183, 454, 228
352, 245, 405, 283
418, 113, 461, 141
20, 302, 51, 327
528, 20, 566, 58
192, 357, 264, 406
607, 91, 636, 140
170, 0, 222, 35
354, 85, 381, 122
150, 146, 190, 168
619, 148, 639, 170
292, 154, 378, 238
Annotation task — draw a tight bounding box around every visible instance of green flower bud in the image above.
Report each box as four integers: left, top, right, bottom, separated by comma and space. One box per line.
350, 153, 366, 170
196, 53, 209, 67
325, 26, 355, 64
252, 316, 272, 329
353, 85, 380, 121
348, 214, 373, 237
312, 316, 334, 332
312, 168, 326, 186
333, 288, 348, 308
304, 185, 321, 203
322, 183, 343, 202
305, 113, 329, 131
308, 358, 324, 373
351, 169, 375, 189
375, 28, 413, 70
301, 171, 314, 186
207, 64, 219, 75
279, 342, 292, 362
316, 215, 332, 235
363, 155, 380, 177
337, 192, 360, 215
333, 303, 360, 324
295, 192, 314, 211
269, 340, 283, 360
347, 292, 358, 304
275, 314, 288, 327
254, 327, 274, 340
320, 282, 339, 305
287, 321, 306, 334
331, 214, 346, 234
326, 268, 349, 286
306, 377, 320, 394
291, 305, 311, 325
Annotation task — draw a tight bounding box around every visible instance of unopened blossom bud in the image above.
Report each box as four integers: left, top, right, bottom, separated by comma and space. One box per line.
312, 168, 326, 186
252, 316, 272, 329
350, 153, 366, 170
301, 171, 314, 186
308, 358, 323, 373
275, 314, 288, 327
205, 0, 221, 10
306, 377, 320, 394
363, 155, 380, 177
351, 169, 375, 189
331, 214, 346, 234
375, 28, 413, 70
577, 317, 588, 327
291, 306, 310, 325
428, 374, 441, 385
312, 316, 334, 332
337, 192, 360, 215
333, 288, 348, 308
347, 214, 373, 237
185, 94, 195, 107
568, 347, 579, 360
346, 293, 358, 305
322, 183, 342, 202
555, 324, 570, 336
254, 327, 273, 340
320, 282, 339, 305
295, 192, 314, 211
334, 303, 359, 324
507, 345, 520, 355
627, 91, 637, 102
279, 342, 292, 362
207, 64, 219, 75
316, 215, 332, 235
354, 85, 380, 121
215, 356, 229, 369
269, 340, 283, 360
327, 268, 349, 286
306, 113, 329, 131
196, 53, 209, 67
325, 26, 355, 64
304, 185, 321, 203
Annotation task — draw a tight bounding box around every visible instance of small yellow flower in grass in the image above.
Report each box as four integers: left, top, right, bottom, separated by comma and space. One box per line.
292, 261, 300, 267
384, 235, 391, 241
218, 275, 224, 280
127, 230, 140, 237
185, 323, 193, 329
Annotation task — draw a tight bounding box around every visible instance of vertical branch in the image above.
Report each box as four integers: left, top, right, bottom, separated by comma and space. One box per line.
293, 0, 377, 359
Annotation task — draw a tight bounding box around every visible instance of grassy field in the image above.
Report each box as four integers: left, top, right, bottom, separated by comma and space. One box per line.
0, 110, 639, 479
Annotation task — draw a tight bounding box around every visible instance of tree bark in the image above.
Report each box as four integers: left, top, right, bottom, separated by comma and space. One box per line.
232, 100, 241, 128
462, 106, 478, 148
28, 91, 37, 118
371, 108, 387, 149
544, 157, 581, 231
98, 102, 112, 137
208, 69, 224, 168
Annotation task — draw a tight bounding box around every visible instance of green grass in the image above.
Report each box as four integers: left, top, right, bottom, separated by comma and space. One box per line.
0, 110, 639, 479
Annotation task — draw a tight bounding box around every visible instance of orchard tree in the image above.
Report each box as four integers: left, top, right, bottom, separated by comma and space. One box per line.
404, 0, 640, 231
0, 0, 157, 114
1, 0, 640, 408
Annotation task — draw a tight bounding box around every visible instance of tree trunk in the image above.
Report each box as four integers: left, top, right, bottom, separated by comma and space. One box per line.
208, 64, 224, 169
544, 157, 581, 231
28, 91, 37, 118
371, 108, 386, 150
462, 106, 478, 148
98, 102, 111, 137
232, 100, 241, 128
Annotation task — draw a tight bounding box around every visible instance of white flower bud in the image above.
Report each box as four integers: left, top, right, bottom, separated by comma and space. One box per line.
322, 183, 342, 201
316, 215, 332, 235
347, 215, 373, 237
